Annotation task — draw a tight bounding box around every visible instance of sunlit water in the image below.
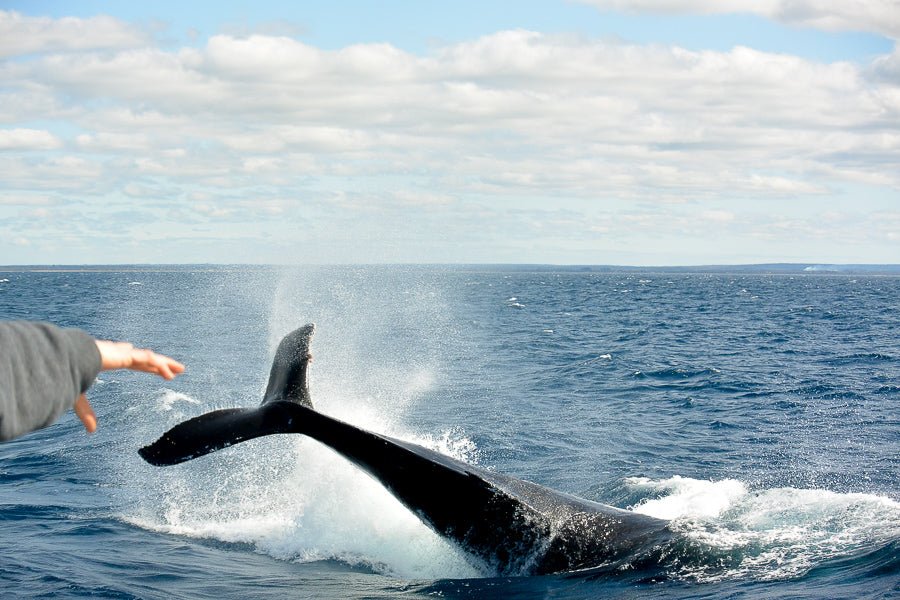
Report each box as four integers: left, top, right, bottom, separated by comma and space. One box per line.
0, 266, 897, 599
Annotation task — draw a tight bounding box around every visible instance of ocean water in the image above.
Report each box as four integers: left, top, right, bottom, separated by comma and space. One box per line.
0, 266, 897, 599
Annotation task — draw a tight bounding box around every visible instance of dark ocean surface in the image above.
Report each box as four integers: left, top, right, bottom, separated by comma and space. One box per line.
0, 266, 897, 599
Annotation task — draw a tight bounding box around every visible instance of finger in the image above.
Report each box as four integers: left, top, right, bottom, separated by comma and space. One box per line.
168, 357, 186, 375
156, 354, 181, 379
156, 356, 175, 380
150, 353, 180, 379
74, 393, 97, 434
149, 352, 184, 379
130, 350, 184, 379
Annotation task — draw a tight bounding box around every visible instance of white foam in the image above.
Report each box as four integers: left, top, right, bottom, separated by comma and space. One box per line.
627, 476, 900, 582
130, 433, 483, 579
155, 389, 201, 412
629, 476, 747, 520
130, 346, 483, 578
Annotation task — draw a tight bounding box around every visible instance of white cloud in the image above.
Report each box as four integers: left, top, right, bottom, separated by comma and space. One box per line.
0, 10, 148, 58
3, 31, 897, 196
872, 43, 900, 80
746, 174, 827, 194
0, 128, 62, 150
392, 190, 456, 207
700, 209, 736, 222
193, 203, 233, 218
0, 19, 897, 263
0, 193, 56, 206
221, 126, 374, 153
2, 155, 104, 191
575, 0, 900, 39
202, 34, 323, 80
76, 132, 152, 151
242, 156, 284, 173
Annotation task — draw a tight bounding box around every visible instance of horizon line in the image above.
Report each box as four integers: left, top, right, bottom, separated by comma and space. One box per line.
1, 262, 898, 271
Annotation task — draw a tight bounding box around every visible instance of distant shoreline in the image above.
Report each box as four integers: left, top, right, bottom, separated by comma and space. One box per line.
1, 263, 899, 275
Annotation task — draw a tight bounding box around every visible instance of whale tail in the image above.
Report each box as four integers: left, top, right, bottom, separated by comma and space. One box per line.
262, 323, 315, 408
137, 402, 302, 466
138, 323, 674, 575
138, 323, 316, 466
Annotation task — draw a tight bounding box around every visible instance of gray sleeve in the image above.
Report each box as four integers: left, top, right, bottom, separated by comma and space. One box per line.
0, 321, 103, 442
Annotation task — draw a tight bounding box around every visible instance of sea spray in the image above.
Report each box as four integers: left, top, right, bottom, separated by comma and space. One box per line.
126, 267, 483, 578
627, 476, 900, 582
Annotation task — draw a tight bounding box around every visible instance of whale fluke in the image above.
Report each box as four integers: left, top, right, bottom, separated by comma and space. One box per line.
262, 323, 315, 407
140, 323, 315, 466
139, 324, 673, 575
138, 403, 298, 466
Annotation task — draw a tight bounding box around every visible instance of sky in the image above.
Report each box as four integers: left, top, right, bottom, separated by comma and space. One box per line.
0, 1, 898, 265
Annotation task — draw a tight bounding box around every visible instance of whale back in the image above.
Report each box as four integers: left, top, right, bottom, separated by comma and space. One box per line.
262, 324, 315, 408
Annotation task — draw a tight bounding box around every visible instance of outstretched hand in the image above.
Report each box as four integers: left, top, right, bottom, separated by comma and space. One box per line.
95, 341, 185, 380
76, 341, 186, 434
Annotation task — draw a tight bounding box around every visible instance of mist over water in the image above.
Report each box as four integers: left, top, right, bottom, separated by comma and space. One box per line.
123, 267, 484, 579
0, 267, 897, 598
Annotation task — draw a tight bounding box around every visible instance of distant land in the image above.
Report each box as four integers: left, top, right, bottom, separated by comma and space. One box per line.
0, 264, 899, 274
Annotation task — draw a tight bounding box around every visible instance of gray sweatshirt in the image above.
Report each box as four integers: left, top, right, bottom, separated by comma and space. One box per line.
0, 321, 102, 442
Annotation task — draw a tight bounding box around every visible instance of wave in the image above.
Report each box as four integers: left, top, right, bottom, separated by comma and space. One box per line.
631, 366, 722, 380
127, 420, 898, 585
628, 476, 900, 583
823, 352, 896, 365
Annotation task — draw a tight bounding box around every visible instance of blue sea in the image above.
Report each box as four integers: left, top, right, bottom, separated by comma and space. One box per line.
0, 266, 897, 599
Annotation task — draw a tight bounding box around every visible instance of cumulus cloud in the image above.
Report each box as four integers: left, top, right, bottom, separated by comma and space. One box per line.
20, 29, 887, 192
0, 128, 62, 150
575, 0, 900, 39
0, 10, 149, 58
0, 15, 897, 263
872, 43, 900, 81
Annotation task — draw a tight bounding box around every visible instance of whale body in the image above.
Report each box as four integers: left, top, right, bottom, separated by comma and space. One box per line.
139, 324, 672, 575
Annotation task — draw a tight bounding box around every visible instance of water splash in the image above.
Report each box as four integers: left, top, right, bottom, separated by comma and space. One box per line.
154, 389, 201, 412
628, 476, 900, 582
129, 418, 482, 578
126, 267, 484, 579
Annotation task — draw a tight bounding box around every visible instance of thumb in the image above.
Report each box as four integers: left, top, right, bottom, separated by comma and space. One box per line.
74, 393, 97, 434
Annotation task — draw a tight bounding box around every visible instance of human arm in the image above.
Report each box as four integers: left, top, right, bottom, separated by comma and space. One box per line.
0, 321, 185, 441
0, 321, 101, 441
74, 341, 185, 433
